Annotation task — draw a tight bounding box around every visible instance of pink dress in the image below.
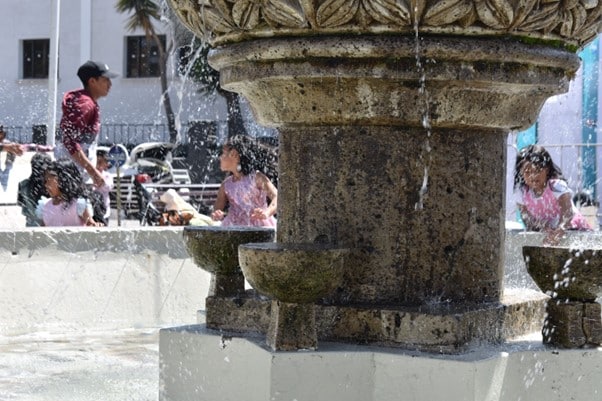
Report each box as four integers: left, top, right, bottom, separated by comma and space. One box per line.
222, 172, 276, 227
36, 198, 91, 227
517, 179, 591, 230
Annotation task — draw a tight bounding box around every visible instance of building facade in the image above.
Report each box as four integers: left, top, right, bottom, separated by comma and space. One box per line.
0, 0, 229, 144
0, 1, 599, 224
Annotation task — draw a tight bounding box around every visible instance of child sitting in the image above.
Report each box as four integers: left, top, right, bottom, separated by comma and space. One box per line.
36, 159, 102, 227
211, 135, 277, 227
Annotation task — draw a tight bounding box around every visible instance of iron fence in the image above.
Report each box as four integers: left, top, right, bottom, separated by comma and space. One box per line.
2, 122, 230, 146
4, 121, 277, 147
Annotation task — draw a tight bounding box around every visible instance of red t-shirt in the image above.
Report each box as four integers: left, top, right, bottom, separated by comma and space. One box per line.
59, 89, 100, 154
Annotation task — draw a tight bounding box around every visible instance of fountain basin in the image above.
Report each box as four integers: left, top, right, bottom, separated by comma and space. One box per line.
238, 242, 349, 304
523, 246, 602, 302
183, 226, 275, 275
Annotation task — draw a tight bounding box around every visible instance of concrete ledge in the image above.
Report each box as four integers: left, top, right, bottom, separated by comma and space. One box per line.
0, 228, 210, 334
159, 324, 602, 401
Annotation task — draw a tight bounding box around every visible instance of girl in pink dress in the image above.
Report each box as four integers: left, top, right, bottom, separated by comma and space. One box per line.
211, 136, 277, 227
35, 159, 102, 227
513, 145, 592, 245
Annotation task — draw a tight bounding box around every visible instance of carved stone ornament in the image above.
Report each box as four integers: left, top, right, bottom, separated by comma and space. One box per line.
168, 0, 602, 47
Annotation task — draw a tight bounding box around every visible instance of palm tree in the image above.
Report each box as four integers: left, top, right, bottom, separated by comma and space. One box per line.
115, 0, 178, 143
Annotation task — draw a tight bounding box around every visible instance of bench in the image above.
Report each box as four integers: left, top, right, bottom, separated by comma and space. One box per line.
142, 183, 221, 215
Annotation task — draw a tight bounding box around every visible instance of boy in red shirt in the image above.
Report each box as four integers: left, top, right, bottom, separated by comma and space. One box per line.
55, 60, 117, 188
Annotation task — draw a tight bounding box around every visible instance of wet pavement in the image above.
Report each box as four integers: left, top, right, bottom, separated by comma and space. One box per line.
0, 327, 160, 401
0, 154, 166, 401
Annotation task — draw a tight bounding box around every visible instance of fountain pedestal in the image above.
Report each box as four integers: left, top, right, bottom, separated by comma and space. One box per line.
162, 0, 602, 398
182, 226, 275, 330
239, 242, 349, 350
544, 301, 602, 347
524, 246, 602, 348
202, 35, 576, 350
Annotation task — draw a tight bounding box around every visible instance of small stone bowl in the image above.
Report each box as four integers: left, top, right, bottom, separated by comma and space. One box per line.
238, 242, 349, 304
523, 246, 602, 302
183, 226, 275, 274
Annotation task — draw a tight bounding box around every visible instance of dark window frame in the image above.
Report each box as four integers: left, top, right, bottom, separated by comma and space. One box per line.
126, 35, 165, 78
23, 39, 50, 79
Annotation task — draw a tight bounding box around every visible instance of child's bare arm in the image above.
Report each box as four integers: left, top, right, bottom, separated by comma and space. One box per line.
557, 193, 574, 229
211, 184, 227, 221
257, 172, 278, 217
517, 204, 540, 231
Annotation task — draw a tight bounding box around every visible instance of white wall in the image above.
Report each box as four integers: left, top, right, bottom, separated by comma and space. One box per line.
0, 0, 226, 133
0, 227, 209, 335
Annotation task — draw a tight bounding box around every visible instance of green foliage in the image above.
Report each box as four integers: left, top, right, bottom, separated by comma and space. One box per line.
115, 0, 160, 33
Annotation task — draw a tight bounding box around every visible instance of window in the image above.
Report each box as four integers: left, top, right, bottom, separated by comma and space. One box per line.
126, 35, 165, 78
23, 39, 49, 79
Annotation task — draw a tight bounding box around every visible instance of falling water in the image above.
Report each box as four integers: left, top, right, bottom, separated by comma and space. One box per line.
413, 9, 431, 211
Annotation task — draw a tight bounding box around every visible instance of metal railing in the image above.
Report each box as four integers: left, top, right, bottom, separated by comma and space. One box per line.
3, 121, 277, 147
1, 122, 228, 146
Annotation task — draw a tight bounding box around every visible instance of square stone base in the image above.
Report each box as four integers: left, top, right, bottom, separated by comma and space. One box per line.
544, 301, 602, 348
159, 325, 602, 401
202, 288, 547, 353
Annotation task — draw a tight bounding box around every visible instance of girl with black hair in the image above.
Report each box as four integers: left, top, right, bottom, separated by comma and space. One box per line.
17, 152, 52, 226
513, 144, 591, 245
211, 135, 278, 227
35, 158, 102, 226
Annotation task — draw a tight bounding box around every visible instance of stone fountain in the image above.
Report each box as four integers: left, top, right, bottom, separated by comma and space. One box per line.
524, 245, 602, 348
160, 1, 602, 400
182, 225, 275, 331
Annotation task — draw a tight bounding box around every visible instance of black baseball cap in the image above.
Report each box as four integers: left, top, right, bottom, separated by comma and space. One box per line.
77, 60, 119, 84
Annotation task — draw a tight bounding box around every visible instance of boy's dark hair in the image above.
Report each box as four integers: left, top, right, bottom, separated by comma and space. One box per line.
513, 145, 563, 191
97, 149, 108, 158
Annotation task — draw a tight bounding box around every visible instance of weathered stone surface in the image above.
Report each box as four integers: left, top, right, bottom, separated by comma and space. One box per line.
239, 242, 349, 350
202, 288, 547, 353
168, 2, 586, 351
210, 36, 579, 311
267, 301, 318, 351
210, 36, 578, 131
207, 271, 246, 298
205, 291, 271, 332
183, 226, 275, 275
183, 226, 275, 297
277, 126, 506, 306
544, 301, 602, 348
523, 246, 602, 301
239, 242, 349, 304
583, 302, 602, 345
168, 0, 602, 48
316, 290, 547, 352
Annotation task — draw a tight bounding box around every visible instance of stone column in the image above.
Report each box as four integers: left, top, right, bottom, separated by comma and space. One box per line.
210, 36, 579, 308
